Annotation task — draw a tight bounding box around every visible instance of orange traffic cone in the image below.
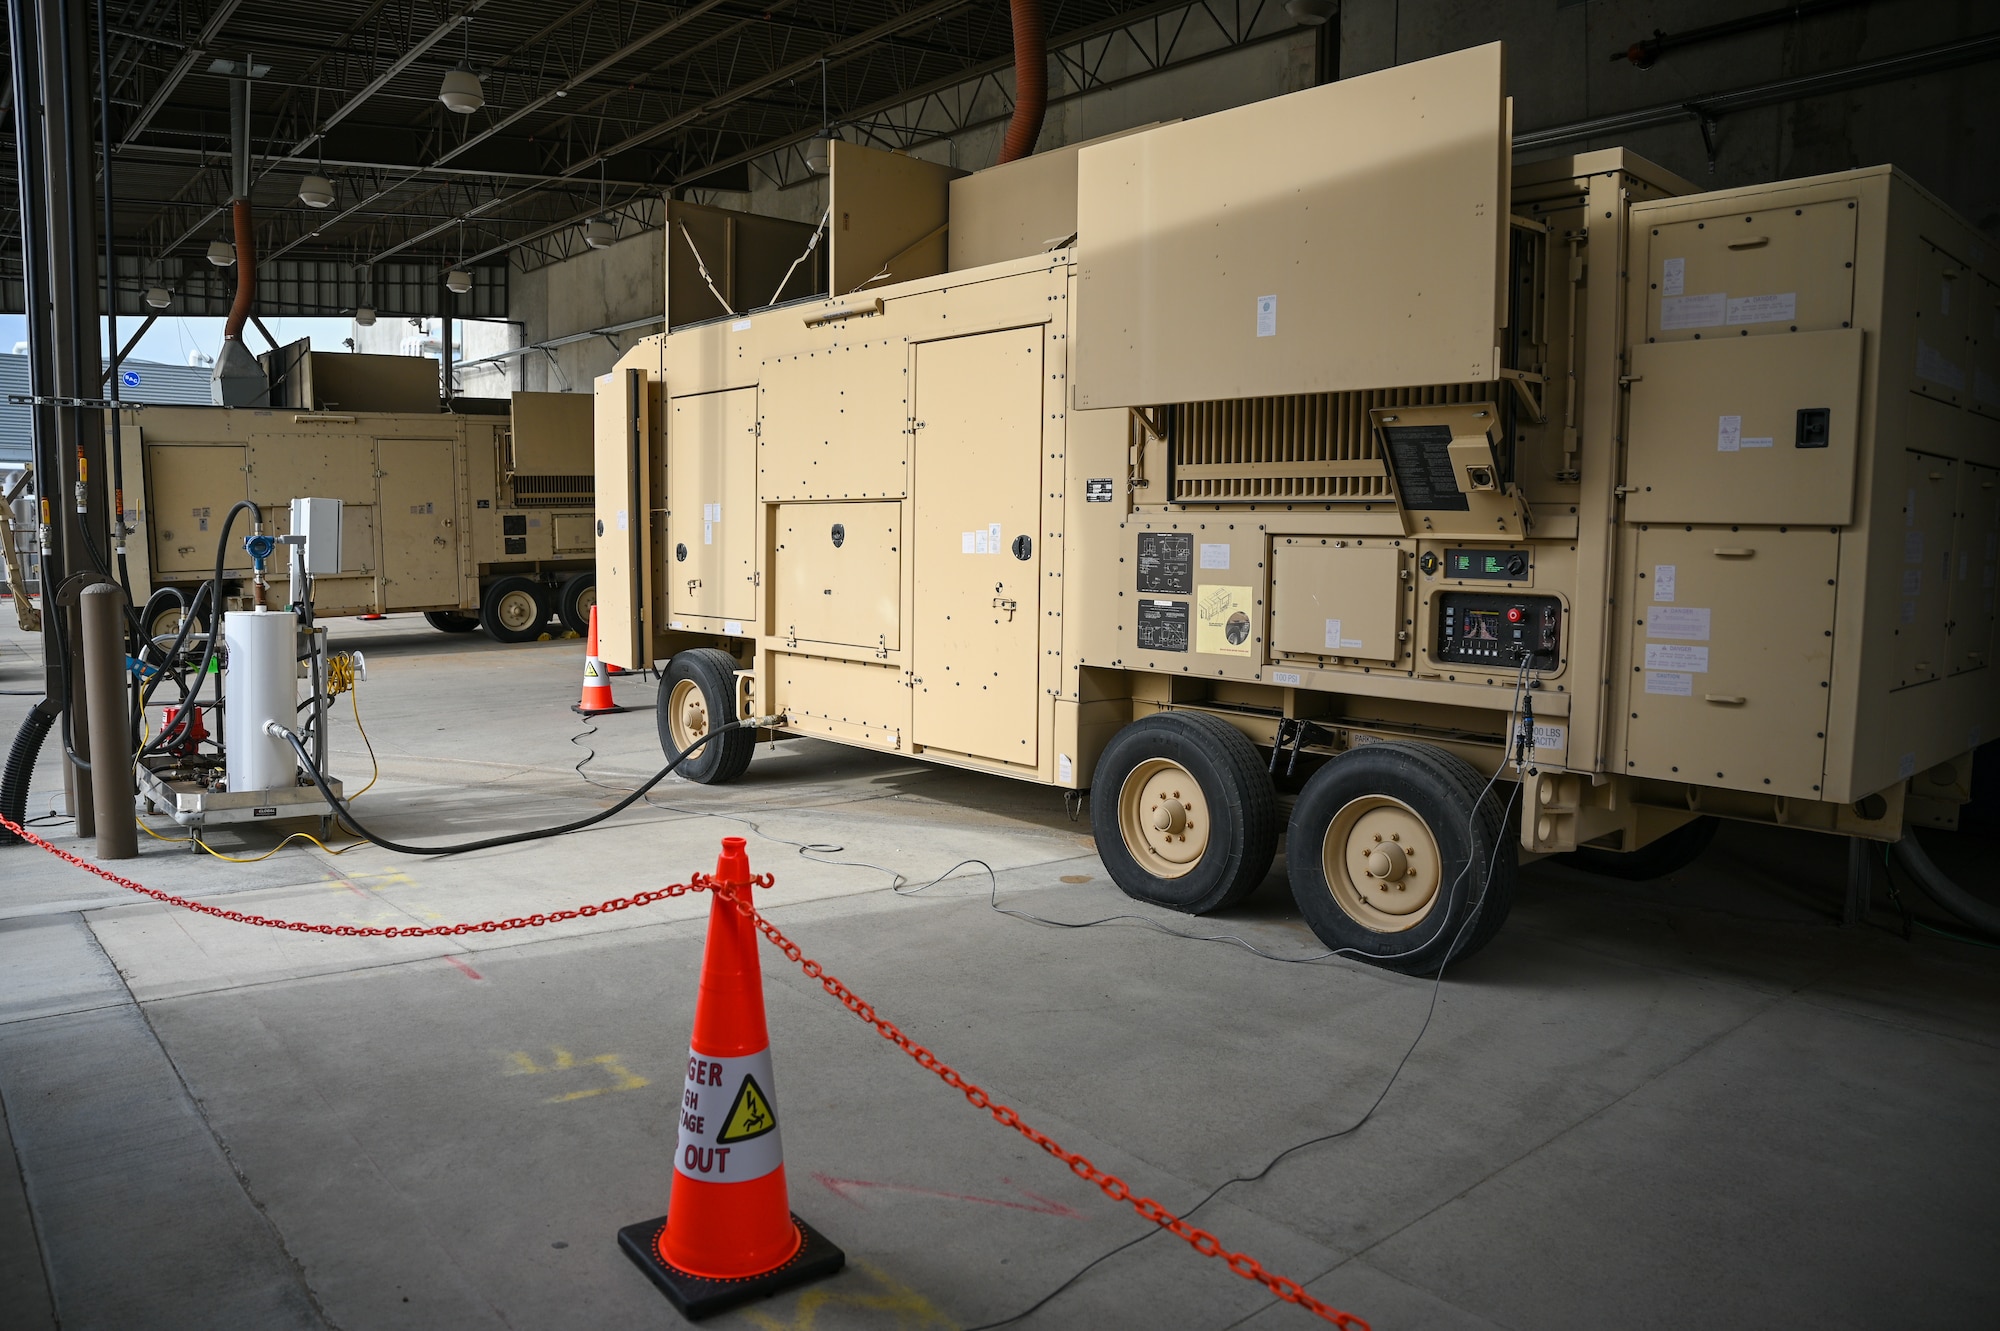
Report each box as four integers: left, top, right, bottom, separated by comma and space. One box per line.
620, 838, 844, 1317
573, 604, 626, 716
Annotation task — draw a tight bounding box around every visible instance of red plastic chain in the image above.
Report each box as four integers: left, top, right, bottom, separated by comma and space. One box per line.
0, 813, 702, 935
3, 814, 1364, 1325
704, 874, 1371, 1329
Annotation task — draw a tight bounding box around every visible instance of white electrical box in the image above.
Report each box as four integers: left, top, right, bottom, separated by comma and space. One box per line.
292, 497, 343, 575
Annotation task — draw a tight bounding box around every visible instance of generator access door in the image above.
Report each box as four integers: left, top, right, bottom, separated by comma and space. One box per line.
376, 438, 460, 607
911, 328, 1045, 767
667, 387, 757, 630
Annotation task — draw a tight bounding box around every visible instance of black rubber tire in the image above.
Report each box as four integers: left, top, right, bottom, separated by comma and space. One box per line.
557, 572, 596, 636
1558, 816, 1718, 881
658, 649, 754, 785
1090, 711, 1277, 914
140, 589, 205, 666
424, 610, 480, 633
480, 575, 549, 644
1285, 741, 1517, 975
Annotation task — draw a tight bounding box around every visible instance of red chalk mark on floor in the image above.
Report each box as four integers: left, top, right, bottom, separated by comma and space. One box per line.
444, 955, 483, 980
813, 1172, 1085, 1218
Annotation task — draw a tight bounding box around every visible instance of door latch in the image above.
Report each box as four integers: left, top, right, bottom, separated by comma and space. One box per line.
992, 596, 1018, 621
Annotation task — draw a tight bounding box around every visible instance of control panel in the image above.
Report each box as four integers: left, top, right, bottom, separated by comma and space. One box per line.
1435, 592, 1562, 671
1441, 547, 1530, 581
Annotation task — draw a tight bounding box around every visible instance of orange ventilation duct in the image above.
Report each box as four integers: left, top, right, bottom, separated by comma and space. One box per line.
997, 0, 1046, 163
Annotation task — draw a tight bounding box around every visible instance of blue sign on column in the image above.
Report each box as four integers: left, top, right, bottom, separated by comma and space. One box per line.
119, 369, 141, 389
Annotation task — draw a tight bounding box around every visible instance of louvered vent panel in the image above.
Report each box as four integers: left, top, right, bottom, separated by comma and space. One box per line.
511, 474, 594, 509
1163, 384, 1486, 503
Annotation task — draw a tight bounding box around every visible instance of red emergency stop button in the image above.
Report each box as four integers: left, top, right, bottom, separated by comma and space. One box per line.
1506, 606, 1524, 623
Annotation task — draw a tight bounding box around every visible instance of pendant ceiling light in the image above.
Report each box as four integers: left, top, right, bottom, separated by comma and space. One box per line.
299, 173, 335, 208
354, 306, 377, 327
145, 286, 172, 309
438, 18, 483, 113
446, 269, 473, 294
207, 238, 236, 266
584, 217, 618, 250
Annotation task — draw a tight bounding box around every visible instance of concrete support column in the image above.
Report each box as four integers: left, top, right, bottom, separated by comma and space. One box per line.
81, 582, 135, 859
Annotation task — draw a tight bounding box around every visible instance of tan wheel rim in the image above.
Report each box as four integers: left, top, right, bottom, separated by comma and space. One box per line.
668, 678, 709, 755
1116, 757, 1210, 879
1319, 795, 1444, 934
149, 607, 187, 640
493, 588, 540, 633
575, 585, 596, 619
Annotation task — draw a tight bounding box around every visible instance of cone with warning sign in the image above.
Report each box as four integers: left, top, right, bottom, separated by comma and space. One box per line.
619, 837, 844, 1318
572, 604, 627, 716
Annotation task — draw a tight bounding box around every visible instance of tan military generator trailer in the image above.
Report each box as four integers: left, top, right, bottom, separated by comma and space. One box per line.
122, 381, 599, 643
594, 43, 1998, 972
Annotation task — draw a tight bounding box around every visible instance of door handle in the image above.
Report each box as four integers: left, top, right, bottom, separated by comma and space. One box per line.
1712, 547, 1756, 558
1703, 694, 1746, 705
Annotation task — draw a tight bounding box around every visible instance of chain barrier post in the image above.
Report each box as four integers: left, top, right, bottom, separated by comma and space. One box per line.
618, 835, 844, 1318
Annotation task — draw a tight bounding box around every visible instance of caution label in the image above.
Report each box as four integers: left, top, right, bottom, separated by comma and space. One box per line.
674, 1047, 784, 1183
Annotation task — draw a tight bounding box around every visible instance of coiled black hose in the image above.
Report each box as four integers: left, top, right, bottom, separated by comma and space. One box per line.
0, 704, 57, 845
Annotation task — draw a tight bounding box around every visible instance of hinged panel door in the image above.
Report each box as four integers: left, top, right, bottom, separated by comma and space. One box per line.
758, 340, 909, 500
375, 439, 458, 606
1895, 449, 1955, 688
1948, 461, 1998, 675
593, 367, 650, 667
1641, 198, 1857, 344
667, 387, 756, 627
772, 501, 901, 650
1625, 526, 1836, 799
145, 444, 248, 578
911, 329, 1045, 766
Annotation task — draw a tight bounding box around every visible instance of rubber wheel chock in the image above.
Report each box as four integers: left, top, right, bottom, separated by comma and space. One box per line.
616, 1212, 845, 1320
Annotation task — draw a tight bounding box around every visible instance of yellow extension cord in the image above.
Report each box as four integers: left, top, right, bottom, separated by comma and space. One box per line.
136, 650, 379, 862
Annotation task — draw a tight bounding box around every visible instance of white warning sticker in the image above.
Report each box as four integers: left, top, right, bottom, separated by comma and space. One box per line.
1648, 607, 1711, 641
962, 531, 975, 554
1717, 415, 1742, 452
1661, 257, 1685, 296
675, 1047, 784, 1184
1058, 753, 1073, 783
1660, 292, 1725, 330
1645, 643, 1709, 673
1653, 563, 1677, 602
1726, 292, 1796, 325
1645, 670, 1694, 696
703, 521, 714, 545
989, 522, 1003, 552
724, 620, 744, 636
1199, 543, 1230, 570
974, 529, 990, 555
1256, 294, 1277, 338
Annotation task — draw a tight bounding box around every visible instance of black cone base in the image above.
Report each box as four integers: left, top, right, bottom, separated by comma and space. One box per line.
617, 1213, 844, 1321
572, 702, 630, 716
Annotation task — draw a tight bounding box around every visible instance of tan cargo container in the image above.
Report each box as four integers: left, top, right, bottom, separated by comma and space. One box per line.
597, 45, 1997, 972
123, 387, 599, 644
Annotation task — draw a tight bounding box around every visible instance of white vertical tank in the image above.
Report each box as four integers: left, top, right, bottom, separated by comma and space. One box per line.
224, 609, 298, 792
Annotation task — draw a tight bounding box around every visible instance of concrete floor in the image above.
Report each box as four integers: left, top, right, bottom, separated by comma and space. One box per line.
2, 610, 1997, 1331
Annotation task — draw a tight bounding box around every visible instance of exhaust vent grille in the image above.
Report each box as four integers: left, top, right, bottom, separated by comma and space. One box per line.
511, 474, 594, 509
1164, 384, 1488, 503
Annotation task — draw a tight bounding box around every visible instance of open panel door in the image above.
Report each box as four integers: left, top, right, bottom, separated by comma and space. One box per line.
594, 366, 651, 669
1074, 42, 1508, 407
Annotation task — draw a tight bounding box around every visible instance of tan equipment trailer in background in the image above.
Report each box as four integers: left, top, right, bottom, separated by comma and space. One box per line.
595, 43, 1999, 973
122, 368, 599, 643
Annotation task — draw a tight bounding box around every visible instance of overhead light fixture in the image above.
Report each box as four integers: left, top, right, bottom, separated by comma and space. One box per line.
804, 137, 832, 175
145, 286, 172, 309
354, 306, 377, 327
1283, 0, 1335, 23
438, 65, 484, 114
207, 239, 236, 266
299, 173, 335, 208
584, 217, 618, 250
445, 269, 473, 294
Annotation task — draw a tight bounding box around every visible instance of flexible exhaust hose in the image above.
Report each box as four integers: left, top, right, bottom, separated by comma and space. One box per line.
221, 197, 256, 344
0, 703, 57, 845
1890, 828, 2000, 938
997, 0, 1046, 163
274, 716, 777, 857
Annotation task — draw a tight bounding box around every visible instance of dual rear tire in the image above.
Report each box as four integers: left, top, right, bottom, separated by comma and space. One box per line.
1091, 714, 1515, 974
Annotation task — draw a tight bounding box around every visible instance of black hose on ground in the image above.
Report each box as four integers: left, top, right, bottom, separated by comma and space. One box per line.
0, 703, 57, 845
1890, 829, 2000, 938
274, 716, 778, 858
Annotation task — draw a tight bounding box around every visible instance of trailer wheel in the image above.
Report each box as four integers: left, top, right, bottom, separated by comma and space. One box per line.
1286, 742, 1516, 975
423, 611, 479, 633
1558, 816, 1718, 881
1091, 711, 1277, 914
658, 649, 754, 785
481, 576, 548, 644
140, 590, 205, 665
557, 572, 596, 636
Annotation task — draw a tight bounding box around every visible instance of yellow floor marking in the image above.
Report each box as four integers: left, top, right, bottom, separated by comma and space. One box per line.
740, 1260, 957, 1331
503, 1047, 650, 1102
